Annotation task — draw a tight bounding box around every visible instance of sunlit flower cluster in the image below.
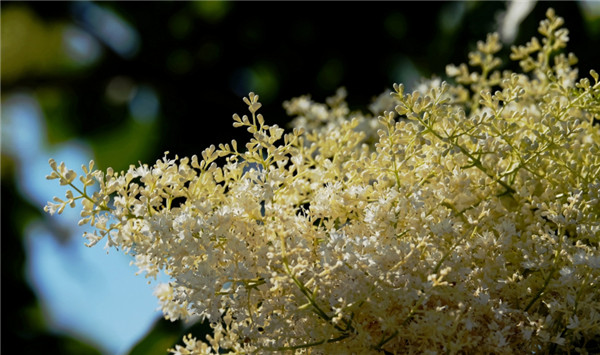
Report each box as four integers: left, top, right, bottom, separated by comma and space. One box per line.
45, 9, 599, 354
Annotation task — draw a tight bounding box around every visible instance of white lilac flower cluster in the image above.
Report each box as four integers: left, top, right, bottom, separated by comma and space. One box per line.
45, 9, 599, 354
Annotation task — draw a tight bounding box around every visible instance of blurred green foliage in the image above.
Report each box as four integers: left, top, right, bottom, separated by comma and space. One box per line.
2, 1, 598, 354
1, 6, 72, 84
128, 318, 212, 355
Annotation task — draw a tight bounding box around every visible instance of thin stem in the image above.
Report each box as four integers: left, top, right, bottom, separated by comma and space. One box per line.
524, 233, 563, 312
524, 267, 556, 312
261, 333, 350, 352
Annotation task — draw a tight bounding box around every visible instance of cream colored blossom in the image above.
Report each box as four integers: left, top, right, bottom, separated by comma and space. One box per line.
45, 8, 599, 354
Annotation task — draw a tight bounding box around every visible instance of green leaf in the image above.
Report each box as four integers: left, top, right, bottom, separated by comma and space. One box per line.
127, 318, 182, 355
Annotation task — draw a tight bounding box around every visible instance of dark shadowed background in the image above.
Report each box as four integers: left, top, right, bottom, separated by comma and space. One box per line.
2, 1, 599, 354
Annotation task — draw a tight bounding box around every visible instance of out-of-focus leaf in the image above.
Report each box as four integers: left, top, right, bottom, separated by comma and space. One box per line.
128, 318, 213, 355
36, 86, 78, 144
128, 318, 181, 355
90, 117, 160, 172
1, 6, 68, 84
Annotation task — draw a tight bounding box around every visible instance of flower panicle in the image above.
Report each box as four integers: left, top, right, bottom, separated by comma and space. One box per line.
43, 8, 600, 354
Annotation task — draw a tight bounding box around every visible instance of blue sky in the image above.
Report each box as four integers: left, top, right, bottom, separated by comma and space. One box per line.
2, 91, 170, 355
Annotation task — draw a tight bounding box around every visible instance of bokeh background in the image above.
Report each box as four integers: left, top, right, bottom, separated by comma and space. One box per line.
2, 1, 599, 354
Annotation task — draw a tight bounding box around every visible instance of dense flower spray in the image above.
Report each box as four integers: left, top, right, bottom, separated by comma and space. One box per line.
45, 9, 599, 354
